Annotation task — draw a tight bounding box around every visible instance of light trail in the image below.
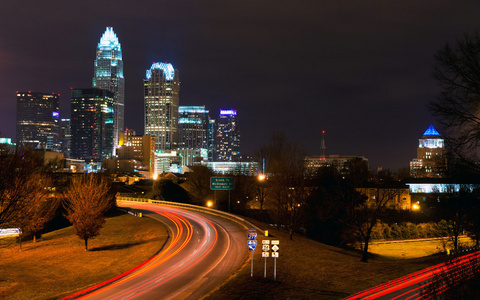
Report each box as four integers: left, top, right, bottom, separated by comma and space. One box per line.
62, 202, 226, 300
344, 250, 480, 299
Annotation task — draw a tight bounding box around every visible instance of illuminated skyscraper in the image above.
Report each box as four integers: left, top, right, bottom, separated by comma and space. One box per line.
70, 88, 114, 162
216, 109, 240, 161
144, 62, 180, 152
410, 125, 446, 178
93, 27, 124, 150
178, 106, 209, 165
16, 92, 60, 150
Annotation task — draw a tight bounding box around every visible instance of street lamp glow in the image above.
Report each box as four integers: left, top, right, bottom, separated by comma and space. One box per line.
207, 200, 213, 208
412, 202, 420, 211
258, 174, 265, 181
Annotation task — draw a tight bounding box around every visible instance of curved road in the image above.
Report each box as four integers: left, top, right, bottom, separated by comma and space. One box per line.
66, 201, 249, 300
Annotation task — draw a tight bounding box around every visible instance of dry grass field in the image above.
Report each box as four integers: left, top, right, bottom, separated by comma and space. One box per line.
0, 213, 168, 300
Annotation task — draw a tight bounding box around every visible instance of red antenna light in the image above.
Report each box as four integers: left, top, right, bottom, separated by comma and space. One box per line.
321, 130, 326, 160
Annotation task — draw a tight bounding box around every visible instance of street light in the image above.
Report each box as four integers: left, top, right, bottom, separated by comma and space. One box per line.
206, 200, 214, 208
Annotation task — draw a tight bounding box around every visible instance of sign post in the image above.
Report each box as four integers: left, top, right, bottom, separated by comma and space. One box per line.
247, 228, 257, 277
210, 177, 235, 212
262, 240, 270, 278
271, 240, 279, 281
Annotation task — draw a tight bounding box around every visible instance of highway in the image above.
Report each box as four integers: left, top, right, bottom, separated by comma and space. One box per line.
343, 250, 480, 299
63, 201, 249, 300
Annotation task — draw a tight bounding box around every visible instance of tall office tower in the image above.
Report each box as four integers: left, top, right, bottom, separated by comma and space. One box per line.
70, 88, 114, 162
208, 119, 216, 161
216, 109, 240, 161
178, 106, 209, 165
144, 62, 180, 152
93, 27, 124, 151
410, 125, 446, 178
60, 118, 71, 158
16, 92, 60, 150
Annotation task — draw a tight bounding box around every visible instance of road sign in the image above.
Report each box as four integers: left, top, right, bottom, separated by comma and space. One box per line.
262, 252, 270, 257
271, 244, 279, 252
272, 252, 279, 257
248, 233, 257, 240
272, 240, 279, 245
262, 244, 270, 252
210, 177, 235, 190
262, 240, 270, 245
248, 240, 257, 246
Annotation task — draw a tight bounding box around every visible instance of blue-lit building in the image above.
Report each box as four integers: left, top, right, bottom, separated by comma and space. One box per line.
70, 88, 114, 163
216, 109, 240, 161
93, 27, 124, 151
410, 125, 446, 178
178, 106, 209, 166
16, 92, 60, 151
144, 62, 180, 152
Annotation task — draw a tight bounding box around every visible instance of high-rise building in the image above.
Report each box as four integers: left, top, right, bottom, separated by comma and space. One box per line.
60, 118, 71, 158
93, 27, 124, 151
16, 92, 60, 150
178, 106, 209, 166
216, 109, 240, 161
70, 88, 114, 162
410, 125, 446, 178
144, 62, 180, 152
208, 119, 216, 162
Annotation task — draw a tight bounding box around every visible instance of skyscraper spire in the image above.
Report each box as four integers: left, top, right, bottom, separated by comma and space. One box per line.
93, 27, 125, 154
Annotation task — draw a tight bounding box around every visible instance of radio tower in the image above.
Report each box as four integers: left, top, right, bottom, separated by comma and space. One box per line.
321, 130, 326, 160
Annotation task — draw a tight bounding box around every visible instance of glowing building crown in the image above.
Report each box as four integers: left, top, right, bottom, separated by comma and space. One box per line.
423, 125, 440, 137
98, 27, 121, 51
146, 62, 175, 80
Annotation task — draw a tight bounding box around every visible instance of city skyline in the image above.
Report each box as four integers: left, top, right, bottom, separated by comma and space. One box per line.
2, 2, 480, 170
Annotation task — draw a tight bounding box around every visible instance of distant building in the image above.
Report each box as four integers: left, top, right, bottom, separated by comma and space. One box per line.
199, 161, 259, 176
216, 109, 240, 161
70, 88, 114, 163
178, 106, 209, 166
60, 118, 71, 158
144, 62, 180, 152
208, 119, 216, 161
103, 129, 156, 178
0, 138, 15, 154
410, 125, 446, 178
16, 92, 60, 150
93, 27, 125, 151
357, 183, 412, 210
304, 155, 369, 176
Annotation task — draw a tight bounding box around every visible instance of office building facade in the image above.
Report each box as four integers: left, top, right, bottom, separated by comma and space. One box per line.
93, 27, 125, 150
216, 109, 240, 161
70, 88, 114, 162
410, 125, 446, 178
178, 106, 209, 166
144, 62, 180, 152
16, 92, 60, 150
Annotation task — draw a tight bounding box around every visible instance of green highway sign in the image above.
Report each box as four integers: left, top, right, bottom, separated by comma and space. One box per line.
210, 177, 235, 190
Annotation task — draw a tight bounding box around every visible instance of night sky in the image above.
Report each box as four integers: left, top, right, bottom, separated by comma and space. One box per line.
2, 1, 480, 170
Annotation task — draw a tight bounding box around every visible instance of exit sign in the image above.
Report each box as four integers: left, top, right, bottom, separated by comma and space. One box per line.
210, 177, 235, 190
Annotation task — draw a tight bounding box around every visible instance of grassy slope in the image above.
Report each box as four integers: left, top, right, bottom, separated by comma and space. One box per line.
0, 213, 168, 300
206, 220, 446, 300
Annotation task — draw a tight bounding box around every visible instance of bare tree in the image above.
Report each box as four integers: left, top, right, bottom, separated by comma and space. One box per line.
63, 175, 114, 251
351, 187, 402, 262
182, 166, 215, 205
0, 151, 43, 228
261, 132, 310, 240
430, 32, 480, 168
11, 173, 60, 249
